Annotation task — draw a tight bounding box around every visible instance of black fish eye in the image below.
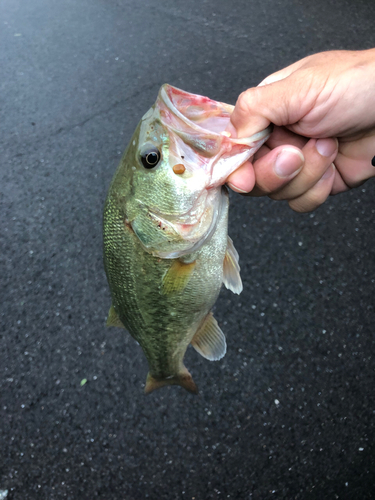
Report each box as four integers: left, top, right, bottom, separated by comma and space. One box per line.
140, 147, 161, 169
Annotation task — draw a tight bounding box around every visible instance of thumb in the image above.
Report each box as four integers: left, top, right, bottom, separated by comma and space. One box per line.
227, 74, 313, 139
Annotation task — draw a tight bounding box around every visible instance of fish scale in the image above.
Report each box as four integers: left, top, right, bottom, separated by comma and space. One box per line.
103, 84, 271, 394
104, 184, 228, 385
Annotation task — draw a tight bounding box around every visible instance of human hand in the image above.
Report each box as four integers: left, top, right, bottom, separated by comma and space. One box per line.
226, 49, 375, 212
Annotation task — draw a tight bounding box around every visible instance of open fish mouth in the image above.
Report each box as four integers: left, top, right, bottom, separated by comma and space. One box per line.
131, 85, 273, 260
161, 84, 273, 145
158, 85, 273, 187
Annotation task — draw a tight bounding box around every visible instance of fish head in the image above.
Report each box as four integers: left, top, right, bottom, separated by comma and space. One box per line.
124, 84, 271, 258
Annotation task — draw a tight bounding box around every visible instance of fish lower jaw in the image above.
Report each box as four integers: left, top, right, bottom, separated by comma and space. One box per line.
147, 186, 216, 228
149, 217, 218, 259
149, 210, 203, 234
149, 204, 206, 229
147, 191, 223, 259
145, 209, 217, 259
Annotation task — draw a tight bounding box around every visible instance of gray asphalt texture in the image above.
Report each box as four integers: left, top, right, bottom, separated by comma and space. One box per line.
1, 0, 375, 499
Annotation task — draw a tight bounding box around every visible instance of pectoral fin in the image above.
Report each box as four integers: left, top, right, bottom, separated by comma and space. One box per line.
106, 305, 125, 328
223, 236, 243, 295
161, 260, 196, 295
191, 312, 227, 361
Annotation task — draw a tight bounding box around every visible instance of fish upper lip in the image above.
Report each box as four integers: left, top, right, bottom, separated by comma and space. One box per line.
160, 84, 273, 146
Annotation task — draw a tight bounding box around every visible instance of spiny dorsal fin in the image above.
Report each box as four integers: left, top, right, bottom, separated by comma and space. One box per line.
161, 260, 196, 295
106, 305, 125, 328
144, 369, 198, 395
223, 236, 243, 295
191, 312, 227, 361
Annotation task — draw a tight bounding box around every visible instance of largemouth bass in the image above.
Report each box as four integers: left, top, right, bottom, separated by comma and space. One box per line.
103, 85, 271, 394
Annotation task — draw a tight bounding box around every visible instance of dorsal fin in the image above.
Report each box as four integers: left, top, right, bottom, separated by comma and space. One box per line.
223, 236, 243, 295
191, 312, 226, 361
106, 304, 125, 328
161, 260, 196, 295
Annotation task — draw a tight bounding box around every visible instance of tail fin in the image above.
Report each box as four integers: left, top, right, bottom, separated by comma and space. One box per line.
144, 369, 198, 395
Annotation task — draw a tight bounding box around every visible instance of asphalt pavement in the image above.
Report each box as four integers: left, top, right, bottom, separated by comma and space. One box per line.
1, 0, 375, 498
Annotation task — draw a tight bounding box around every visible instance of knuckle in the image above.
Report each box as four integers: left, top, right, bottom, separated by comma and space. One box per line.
255, 176, 273, 195
304, 158, 331, 180
288, 198, 314, 213
235, 88, 260, 115
289, 188, 328, 213
307, 189, 328, 207
235, 90, 252, 115
268, 183, 295, 200
268, 191, 285, 201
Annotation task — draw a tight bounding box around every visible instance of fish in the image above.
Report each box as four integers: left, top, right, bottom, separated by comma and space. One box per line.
103, 84, 271, 394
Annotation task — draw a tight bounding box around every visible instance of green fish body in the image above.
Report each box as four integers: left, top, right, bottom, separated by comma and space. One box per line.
103, 85, 271, 394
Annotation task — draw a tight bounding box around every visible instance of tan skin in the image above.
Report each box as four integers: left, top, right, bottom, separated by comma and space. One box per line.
225, 49, 375, 212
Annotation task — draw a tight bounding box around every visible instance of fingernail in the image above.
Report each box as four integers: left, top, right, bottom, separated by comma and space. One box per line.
225, 122, 237, 138
227, 182, 248, 194
274, 148, 304, 178
316, 138, 337, 157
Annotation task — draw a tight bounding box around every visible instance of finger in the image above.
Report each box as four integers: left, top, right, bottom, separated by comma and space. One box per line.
252, 146, 304, 194
258, 57, 308, 86
226, 74, 316, 138
335, 133, 375, 188
270, 138, 338, 200
331, 168, 350, 195
227, 144, 271, 193
265, 126, 308, 151
253, 144, 272, 160
226, 160, 256, 193
288, 164, 336, 213
251, 126, 308, 170
258, 70, 294, 86
227, 145, 304, 195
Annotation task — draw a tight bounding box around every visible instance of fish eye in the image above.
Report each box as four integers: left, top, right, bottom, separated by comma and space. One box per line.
140, 147, 161, 169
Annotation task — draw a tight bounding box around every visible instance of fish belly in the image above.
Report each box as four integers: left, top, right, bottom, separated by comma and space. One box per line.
103, 190, 229, 379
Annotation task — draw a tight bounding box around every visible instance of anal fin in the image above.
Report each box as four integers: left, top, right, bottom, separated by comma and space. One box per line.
191, 312, 227, 361
162, 260, 196, 295
106, 304, 125, 328
223, 236, 243, 294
